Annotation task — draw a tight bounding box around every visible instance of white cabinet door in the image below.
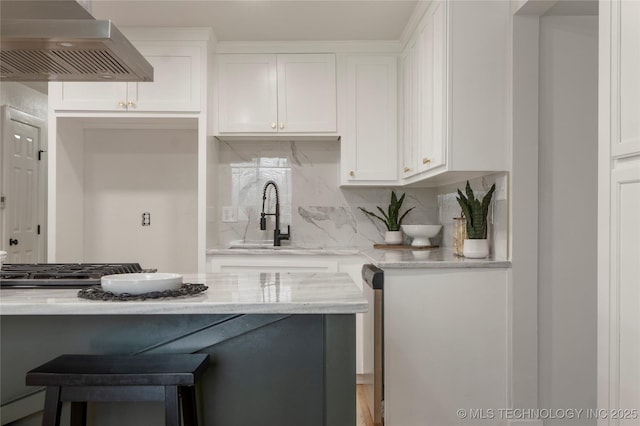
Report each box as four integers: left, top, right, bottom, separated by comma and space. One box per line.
609, 1, 640, 158
417, 0, 446, 173
342, 55, 398, 183
49, 44, 202, 112
133, 45, 201, 112
400, 39, 418, 179
217, 54, 278, 133
277, 54, 336, 133
49, 81, 128, 111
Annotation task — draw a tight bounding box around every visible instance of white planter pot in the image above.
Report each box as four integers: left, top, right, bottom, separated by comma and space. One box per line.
463, 239, 489, 258
385, 231, 403, 245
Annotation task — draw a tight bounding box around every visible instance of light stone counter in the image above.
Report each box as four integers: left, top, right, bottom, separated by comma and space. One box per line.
0, 272, 367, 316
359, 247, 511, 268
207, 246, 511, 269
206, 247, 361, 256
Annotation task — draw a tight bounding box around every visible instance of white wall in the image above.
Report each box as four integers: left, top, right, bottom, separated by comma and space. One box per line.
83, 128, 198, 273
538, 15, 598, 423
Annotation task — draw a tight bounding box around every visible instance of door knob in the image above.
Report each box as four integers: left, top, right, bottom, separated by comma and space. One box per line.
404, 167, 412, 173
271, 123, 277, 129
127, 101, 136, 108
279, 123, 285, 129
349, 171, 355, 177
423, 158, 431, 164
9, 238, 18, 246
118, 101, 126, 108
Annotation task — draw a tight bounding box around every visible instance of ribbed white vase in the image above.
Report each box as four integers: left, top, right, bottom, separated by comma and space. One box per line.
385, 231, 403, 245
463, 239, 489, 258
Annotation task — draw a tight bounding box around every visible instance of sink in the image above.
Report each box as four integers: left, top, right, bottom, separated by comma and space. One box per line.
228, 240, 322, 250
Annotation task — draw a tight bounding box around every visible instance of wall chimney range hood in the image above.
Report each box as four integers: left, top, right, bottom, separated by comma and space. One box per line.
0, 1, 153, 82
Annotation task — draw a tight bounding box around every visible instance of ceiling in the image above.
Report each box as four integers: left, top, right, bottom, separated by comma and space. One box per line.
90, 0, 419, 42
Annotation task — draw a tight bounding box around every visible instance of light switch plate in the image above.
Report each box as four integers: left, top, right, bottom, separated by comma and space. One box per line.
221, 206, 237, 223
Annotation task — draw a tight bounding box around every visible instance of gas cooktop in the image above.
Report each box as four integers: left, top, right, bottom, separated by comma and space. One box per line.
0, 263, 156, 289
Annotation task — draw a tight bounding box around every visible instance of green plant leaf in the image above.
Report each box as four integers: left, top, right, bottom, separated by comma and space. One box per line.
358, 207, 389, 229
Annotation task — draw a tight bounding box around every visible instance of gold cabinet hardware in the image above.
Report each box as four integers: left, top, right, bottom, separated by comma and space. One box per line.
271, 123, 277, 129
118, 101, 126, 108
349, 171, 355, 177
404, 167, 412, 173
279, 123, 285, 129
423, 158, 431, 164
127, 101, 136, 108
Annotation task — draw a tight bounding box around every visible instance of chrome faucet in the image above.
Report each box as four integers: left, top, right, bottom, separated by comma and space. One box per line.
260, 180, 291, 246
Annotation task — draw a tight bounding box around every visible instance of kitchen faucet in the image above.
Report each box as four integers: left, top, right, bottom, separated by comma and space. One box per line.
260, 180, 291, 246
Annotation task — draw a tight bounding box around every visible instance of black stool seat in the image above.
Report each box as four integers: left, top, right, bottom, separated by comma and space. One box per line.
26, 354, 209, 426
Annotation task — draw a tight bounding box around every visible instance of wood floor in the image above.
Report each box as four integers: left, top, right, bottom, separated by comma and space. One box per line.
356, 384, 375, 426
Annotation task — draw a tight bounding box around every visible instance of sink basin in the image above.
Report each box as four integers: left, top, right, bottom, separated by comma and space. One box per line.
228, 240, 322, 250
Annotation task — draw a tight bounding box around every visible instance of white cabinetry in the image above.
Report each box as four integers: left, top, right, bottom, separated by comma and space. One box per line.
217, 54, 336, 134
598, 0, 640, 418
340, 55, 398, 184
49, 44, 202, 112
400, 0, 509, 186
384, 268, 509, 425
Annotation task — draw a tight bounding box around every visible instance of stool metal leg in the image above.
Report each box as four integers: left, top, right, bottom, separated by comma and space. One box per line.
164, 386, 180, 426
70, 401, 87, 426
42, 386, 62, 426
180, 386, 198, 426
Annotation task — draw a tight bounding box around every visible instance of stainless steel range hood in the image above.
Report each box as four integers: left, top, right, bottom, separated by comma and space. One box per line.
0, 1, 153, 82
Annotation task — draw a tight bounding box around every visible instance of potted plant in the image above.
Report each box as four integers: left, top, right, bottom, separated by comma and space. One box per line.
456, 181, 496, 258
359, 191, 414, 244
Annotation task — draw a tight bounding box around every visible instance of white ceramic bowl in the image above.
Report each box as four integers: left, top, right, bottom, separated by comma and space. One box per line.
0, 250, 6, 270
401, 225, 443, 247
101, 273, 183, 295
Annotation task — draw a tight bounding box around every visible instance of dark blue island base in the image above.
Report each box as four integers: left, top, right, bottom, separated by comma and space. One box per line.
0, 314, 356, 426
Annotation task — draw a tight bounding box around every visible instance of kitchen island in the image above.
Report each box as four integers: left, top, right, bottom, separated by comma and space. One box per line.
1, 272, 367, 426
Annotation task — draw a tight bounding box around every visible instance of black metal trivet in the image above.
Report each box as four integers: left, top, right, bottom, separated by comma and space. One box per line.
77, 284, 208, 301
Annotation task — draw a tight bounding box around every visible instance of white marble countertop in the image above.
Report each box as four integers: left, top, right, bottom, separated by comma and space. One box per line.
206, 247, 362, 256
359, 248, 511, 268
0, 272, 368, 316
208, 246, 511, 269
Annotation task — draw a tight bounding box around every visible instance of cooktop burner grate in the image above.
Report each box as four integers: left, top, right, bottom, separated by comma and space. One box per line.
0, 263, 157, 288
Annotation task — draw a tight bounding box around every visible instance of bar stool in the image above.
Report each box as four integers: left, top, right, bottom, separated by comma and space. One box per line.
26, 354, 209, 426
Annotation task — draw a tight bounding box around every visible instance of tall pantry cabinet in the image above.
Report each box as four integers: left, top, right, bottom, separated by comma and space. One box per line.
47, 29, 210, 274
598, 0, 640, 417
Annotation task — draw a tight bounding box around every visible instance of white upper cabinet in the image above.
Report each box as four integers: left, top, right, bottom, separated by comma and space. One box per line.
609, 1, 640, 158
217, 54, 337, 134
341, 55, 398, 184
417, 0, 446, 174
400, 0, 509, 186
49, 44, 202, 112
217, 54, 278, 133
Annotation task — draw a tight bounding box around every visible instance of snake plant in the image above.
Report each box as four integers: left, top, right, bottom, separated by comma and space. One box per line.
456, 181, 496, 239
359, 191, 414, 232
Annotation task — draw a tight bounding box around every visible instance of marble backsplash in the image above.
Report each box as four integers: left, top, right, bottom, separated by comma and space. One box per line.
212, 140, 508, 258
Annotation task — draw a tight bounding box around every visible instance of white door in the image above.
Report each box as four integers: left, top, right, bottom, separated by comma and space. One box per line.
217, 54, 278, 133
2, 117, 41, 263
276, 54, 336, 133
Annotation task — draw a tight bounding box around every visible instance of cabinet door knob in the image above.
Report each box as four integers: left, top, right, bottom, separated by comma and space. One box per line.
404, 167, 412, 173
118, 101, 126, 108
279, 123, 285, 129
127, 101, 136, 108
423, 158, 431, 164
349, 171, 355, 177
271, 123, 277, 129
